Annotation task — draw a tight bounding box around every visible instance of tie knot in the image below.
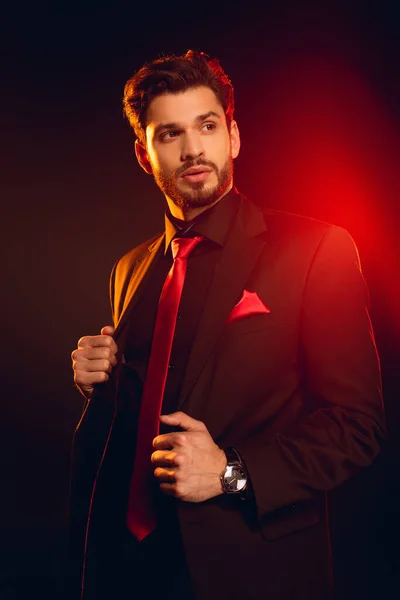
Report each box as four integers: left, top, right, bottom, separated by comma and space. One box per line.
171, 236, 204, 260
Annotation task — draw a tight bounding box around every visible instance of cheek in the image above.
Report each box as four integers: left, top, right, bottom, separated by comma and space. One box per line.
208, 135, 231, 162
150, 148, 177, 175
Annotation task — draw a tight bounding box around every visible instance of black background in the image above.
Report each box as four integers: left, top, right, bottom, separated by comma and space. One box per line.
1, 1, 399, 598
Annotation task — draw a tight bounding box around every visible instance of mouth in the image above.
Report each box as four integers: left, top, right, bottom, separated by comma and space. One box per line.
181, 167, 213, 183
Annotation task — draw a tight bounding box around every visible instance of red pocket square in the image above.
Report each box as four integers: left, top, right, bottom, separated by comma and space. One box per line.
226, 290, 271, 324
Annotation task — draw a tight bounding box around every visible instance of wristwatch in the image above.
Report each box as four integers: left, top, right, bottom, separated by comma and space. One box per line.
220, 447, 248, 494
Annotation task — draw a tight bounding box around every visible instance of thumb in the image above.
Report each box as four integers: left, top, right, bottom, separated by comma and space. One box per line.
101, 325, 115, 336
159, 411, 204, 432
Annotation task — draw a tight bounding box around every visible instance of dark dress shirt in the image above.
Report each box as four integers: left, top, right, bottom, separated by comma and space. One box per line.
123, 187, 240, 422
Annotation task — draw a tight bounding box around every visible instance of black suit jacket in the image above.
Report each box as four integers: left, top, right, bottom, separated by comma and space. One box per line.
69, 195, 385, 600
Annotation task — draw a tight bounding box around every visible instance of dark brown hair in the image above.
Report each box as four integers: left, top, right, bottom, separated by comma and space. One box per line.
122, 50, 235, 145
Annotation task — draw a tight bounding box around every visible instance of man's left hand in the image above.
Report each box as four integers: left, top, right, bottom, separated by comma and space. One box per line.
152, 411, 227, 502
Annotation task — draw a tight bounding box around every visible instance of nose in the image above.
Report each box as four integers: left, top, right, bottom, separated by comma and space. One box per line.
180, 131, 204, 162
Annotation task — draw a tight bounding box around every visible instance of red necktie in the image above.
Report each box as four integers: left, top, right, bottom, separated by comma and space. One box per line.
126, 236, 204, 541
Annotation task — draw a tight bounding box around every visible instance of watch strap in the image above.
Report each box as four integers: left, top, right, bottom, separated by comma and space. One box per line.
225, 446, 242, 465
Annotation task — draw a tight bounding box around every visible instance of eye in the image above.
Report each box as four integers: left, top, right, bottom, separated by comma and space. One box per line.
201, 122, 216, 132
160, 130, 180, 141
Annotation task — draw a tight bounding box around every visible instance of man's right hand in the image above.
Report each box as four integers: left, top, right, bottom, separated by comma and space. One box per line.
71, 325, 118, 399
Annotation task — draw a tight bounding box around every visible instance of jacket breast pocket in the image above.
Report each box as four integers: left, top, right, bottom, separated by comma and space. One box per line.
223, 313, 278, 337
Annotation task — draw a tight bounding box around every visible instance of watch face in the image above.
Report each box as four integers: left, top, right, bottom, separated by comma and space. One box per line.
224, 465, 247, 492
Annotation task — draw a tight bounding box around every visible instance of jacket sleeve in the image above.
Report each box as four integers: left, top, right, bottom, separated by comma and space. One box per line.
235, 225, 386, 522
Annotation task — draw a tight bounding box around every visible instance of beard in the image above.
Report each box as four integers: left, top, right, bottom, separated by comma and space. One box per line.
152, 156, 233, 212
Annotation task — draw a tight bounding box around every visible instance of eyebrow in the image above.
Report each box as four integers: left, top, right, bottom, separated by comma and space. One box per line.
153, 111, 221, 137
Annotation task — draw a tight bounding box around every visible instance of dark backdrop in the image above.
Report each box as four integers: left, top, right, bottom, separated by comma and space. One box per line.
1, 1, 399, 598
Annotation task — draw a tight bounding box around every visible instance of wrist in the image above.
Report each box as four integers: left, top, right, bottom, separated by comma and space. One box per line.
216, 448, 227, 495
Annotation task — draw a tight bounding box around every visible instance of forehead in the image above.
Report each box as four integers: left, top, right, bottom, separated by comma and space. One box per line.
146, 86, 225, 128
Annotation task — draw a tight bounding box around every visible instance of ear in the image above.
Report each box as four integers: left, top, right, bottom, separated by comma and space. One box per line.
135, 139, 153, 174
229, 120, 241, 159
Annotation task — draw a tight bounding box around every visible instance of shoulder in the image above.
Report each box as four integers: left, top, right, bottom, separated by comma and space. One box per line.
119, 232, 163, 265
259, 206, 358, 258
112, 233, 163, 278
240, 198, 361, 276
109, 233, 163, 316
263, 207, 334, 238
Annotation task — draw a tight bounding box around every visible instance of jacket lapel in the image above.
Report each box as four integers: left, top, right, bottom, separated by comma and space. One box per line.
113, 234, 164, 346
177, 198, 267, 412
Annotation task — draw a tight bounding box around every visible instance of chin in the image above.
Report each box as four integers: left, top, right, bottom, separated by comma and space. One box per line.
175, 183, 226, 210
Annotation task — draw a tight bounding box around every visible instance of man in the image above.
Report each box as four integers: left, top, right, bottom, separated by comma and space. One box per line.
69, 50, 385, 600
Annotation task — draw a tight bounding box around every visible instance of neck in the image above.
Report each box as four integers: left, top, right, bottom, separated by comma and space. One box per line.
165, 183, 233, 221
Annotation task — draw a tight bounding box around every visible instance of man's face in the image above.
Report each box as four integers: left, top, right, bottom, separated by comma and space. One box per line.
137, 86, 240, 213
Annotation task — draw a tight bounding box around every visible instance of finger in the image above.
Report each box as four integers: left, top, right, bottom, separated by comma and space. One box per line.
75, 358, 114, 374
151, 450, 179, 466
152, 433, 183, 450
159, 482, 177, 497
101, 325, 115, 336
71, 346, 117, 366
153, 467, 176, 482
77, 334, 118, 355
159, 411, 205, 432
74, 369, 109, 387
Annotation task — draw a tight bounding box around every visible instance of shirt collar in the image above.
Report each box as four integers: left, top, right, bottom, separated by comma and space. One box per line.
164, 186, 241, 254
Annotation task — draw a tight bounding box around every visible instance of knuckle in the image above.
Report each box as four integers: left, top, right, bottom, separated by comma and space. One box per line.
98, 347, 107, 359
77, 336, 90, 347
104, 337, 117, 351
102, 359, 111, 372
174, 453, 183, 466
167, 434, 176, 447
74, 370, 91, 384
74, 370, 87, 385
168, 451, 178, 463
71, 348, 85, 362
92, 371, 108, 384
104, 347, 113, 359
73, 360, 84, 374
107, 350, 117, 365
